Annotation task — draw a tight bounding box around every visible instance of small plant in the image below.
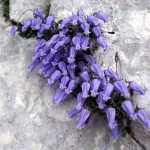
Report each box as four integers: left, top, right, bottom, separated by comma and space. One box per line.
11, 9, 149, 139
1, 0, 10, 21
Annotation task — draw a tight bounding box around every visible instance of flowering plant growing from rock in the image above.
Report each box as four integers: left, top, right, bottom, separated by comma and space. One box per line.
11, 9, 149, 139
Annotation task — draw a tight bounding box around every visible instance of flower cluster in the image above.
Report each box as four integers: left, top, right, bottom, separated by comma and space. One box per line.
11, 9, 149, 138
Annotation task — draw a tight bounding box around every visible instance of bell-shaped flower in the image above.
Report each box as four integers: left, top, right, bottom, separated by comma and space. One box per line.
100, 77, 107, 86
35, 39, 46, 51
67, 47, 77, 64
80, 22, 90, 35
70, 15, 78, 26
58, 61, 68, 76
97, 36, 108, 50
90, 64, 104, 79
106, 108, 117, 129
121, 100, 137, 120
96, 92, 106, 109
51, 53, 61, 66
32, 51, 41, 61
11, 25, 18, 36
81, 82, 90, 99
76, 93, 86, 110
59, 76, 70, 90
48, 70, 62, 86
45, 16, 54, 29
77, 61, 89, 72
92, 27, 102, 37
58, 36, 70, 46
90, 79, 100, 97
111, 121, 119, 139
69, 108, 81, 118
40, 45, 51, 56
34, 9, 45, 18
38, 63, 51, 75
46, 34, 60, 47
28, 59, 40, 72
105, 69, 120, 81
22, 20, 31, 31
77, 9, 84, 16
53, 88, 65, 103
72, 36, 81, 50
31, 18, 42, 30
59, 28, 69, 38
76, 108, 90, 129
50, 43, 63, 54
87, 16, 100, 26
65, 80, 77, 95
37, 23, 46, 37
67, 65, 76, 79
59, 18, 71, 29
129, 81, 145, 95
80, 71, 91, 82
114, 80, 130, 98
103, 83, 114, 101
84, 54, 96, 65
42, 53, 54, 65
137, 109, 150, 128
96, 11, 108, 23
43, 66, 56, 77
81, 36, 89, 51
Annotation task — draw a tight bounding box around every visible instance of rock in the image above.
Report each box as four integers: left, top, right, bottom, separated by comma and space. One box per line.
9, 0, 50, 23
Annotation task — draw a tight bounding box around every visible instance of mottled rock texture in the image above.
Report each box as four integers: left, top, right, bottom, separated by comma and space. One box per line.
1, 0, 150, 149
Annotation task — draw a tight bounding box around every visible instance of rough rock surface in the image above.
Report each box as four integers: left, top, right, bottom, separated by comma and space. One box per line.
9, 0, 50, 23
1, 0, 150, 149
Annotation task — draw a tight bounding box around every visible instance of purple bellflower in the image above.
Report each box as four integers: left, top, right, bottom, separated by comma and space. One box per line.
111, 121, 119, 139
46, 34, 60, 47
97, 36, 108, 50
65, 80, 77, 95
77, 61, 89, 72
76, 93, 86, 110
103, 83, 114, 101
80, 22, 90, 35
80, 71, 91, 82
22, 20, 31, 31
43, 66, 56, 77
35, 39, 46, 51
77, 9, 84, 16
87, 16, 100, 26
31, 18, 42, 30
137, 109, 150, 128
121, 100, 137, 120
81, 82, 90, 99
28, 59, 40, 72
34, 9, 45, 18
37, 23, 46, 37
105, 69, 120, 81
67, 65, 76, 79
106, 108, 117, 129
51, 53, 61, 67
69, 108, 81, 118
59, 18, 71, 29
81, 36, 89, 51
76, 108, 90, 129
50, 43, 63, 54
53, 88, 65, 102
84, 54, 96, 65
129, 81, 145, 95
67, 47, 77, 64
96, 11, 108, 23
70, 15, 78, 26
90, 64, 104, 79
45, 16, 54, 29
72, 36, 81, 50
38, 63, 51, 75
48, 70, 62, 86
58, 61, 68, 76
90, 79, 101, 97
11, 25, 18, 36
96, 92, 106, 109
42, 53, 54, 65
58, 36, 70, 46
92, 27, 102, 37
114, 80, 130, 98
59, 76, 70, 90
59, 28, 69, 38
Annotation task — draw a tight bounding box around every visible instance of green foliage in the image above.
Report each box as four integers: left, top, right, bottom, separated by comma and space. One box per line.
43, 4, 51, 17
1, 0, 10, 21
